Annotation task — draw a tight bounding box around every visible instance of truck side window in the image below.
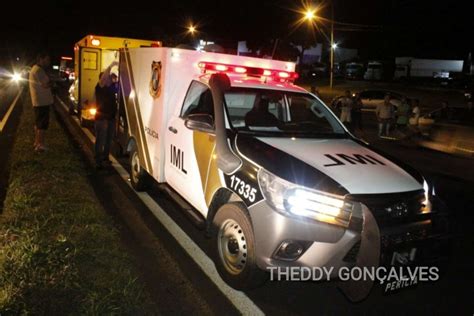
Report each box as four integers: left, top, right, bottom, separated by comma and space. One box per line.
181, 81, 214, 119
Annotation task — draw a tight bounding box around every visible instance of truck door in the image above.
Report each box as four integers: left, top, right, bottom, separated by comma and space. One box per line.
79, 48, 101, 108
165, 81, 215, 214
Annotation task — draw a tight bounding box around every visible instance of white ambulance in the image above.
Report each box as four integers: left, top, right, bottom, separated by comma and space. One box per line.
116, 47, 449, 296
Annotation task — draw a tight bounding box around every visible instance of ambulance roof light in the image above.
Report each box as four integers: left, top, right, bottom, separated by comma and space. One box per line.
215, 64, 228, 71
198, 61, 297, 82
91, 39, 101, 46
234, 67, 247, 74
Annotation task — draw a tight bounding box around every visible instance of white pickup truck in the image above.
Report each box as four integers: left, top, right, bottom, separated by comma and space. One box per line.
114, 47, 450, 298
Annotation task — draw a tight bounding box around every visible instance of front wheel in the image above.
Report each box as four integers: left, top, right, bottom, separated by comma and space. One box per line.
212, 203, 267, 290
129, 146, 150, 191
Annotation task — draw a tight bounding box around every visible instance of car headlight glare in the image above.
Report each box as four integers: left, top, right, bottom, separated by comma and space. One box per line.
11, 73, 21, 82
258, 168, 352, 227
422, 179, 433, 213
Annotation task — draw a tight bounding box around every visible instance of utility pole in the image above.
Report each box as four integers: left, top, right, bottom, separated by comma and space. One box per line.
330, 0, 335, 89
271, 38, 279, 59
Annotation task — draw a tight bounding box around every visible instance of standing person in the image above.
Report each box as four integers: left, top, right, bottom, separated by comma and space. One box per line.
375, 94, 394, 137
351, 92, 363, 132
29, 52, 54, 152
437, 101, 452, 120
410, 99, 421, 126
339, 90, 353, 127
396, 96, 410, 129
94, 61, 119, 169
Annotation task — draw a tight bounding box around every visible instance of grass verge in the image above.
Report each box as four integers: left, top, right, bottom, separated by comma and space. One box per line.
0, 98, 158, 314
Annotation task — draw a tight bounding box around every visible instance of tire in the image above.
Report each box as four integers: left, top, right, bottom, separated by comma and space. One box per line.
129, 146, 150, 191
212, 202, 267, 290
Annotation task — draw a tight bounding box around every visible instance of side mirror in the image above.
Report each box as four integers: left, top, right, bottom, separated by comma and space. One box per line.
185, 114, 214, 133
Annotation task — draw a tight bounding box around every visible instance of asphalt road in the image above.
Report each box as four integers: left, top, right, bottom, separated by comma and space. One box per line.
0, 80, 22, 213
3, 85, 472, 315
0, 79, 21, 119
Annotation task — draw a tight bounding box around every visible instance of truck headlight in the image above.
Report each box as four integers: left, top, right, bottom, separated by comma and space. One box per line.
258, 168, 352, 227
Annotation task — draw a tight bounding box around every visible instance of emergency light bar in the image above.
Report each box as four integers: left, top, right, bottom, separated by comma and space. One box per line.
198, 62, 298, 82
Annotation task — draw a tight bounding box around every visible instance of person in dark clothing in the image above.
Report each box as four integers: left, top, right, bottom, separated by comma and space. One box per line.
351, 92, 363, 132
437, 101, 453, 120
245, 98, 280, 127
94, 62, 119, 169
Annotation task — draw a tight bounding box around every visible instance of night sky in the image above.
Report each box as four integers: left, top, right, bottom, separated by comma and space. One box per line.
0, 0, 472, 65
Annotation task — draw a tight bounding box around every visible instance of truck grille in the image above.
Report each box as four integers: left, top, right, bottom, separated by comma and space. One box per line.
347, 190, 425, 226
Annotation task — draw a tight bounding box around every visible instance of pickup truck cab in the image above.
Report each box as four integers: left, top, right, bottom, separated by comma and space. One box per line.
116, 47, 449, 296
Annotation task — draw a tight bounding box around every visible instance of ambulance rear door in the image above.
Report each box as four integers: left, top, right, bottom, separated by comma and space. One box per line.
79, 48, 101, 108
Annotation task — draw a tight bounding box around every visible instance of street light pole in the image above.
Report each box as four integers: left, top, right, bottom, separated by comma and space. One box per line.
330, 1, 334, 89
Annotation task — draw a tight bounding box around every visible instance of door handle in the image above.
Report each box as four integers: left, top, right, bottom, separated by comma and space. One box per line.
168, 126, 178, 134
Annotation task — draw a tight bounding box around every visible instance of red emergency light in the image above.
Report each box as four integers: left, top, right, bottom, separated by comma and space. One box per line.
198, 61, 298, 82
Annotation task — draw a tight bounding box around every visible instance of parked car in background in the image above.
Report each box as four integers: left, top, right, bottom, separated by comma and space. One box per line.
415, 106, 474, 158
344, 62, 364, 79
364, 61, 383, 80
301, 62, 328, 80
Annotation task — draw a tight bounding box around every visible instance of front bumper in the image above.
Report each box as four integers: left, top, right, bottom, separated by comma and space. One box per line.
248, 198, 451, 276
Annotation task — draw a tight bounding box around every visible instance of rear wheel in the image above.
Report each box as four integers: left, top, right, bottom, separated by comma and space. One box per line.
129, 146, 150, 191
212, 202, 267, 290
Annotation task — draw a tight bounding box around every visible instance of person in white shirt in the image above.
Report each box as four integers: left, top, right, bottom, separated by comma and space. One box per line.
375, 94, 395, 137
410, 99, 421, 126
29, 52, 53, 152
339, 90, 353, 125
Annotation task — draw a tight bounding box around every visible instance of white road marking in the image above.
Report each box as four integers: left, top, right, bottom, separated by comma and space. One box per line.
55, 97, 264, 316
0, 88, 23, 132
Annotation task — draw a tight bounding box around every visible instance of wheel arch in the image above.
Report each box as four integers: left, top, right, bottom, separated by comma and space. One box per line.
206, 187, 247, 234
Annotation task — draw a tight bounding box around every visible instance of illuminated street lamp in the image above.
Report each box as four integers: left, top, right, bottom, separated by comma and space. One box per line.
304, 10, 316, 21
188, 25, 196, 35
332, 43, 338, 50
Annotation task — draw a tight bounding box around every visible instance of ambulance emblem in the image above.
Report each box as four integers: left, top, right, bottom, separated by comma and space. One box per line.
149, 61, 162, 99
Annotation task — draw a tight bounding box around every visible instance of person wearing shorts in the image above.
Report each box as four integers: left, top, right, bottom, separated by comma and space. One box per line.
29, 52, 53, 152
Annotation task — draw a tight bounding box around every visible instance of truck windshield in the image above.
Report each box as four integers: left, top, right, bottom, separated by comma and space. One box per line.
224, 88, 347, 137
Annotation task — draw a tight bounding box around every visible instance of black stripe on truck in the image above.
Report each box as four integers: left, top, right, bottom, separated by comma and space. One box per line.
236, 134, 349, 196
120, 49, 153, 175
352, 138, 423, 184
